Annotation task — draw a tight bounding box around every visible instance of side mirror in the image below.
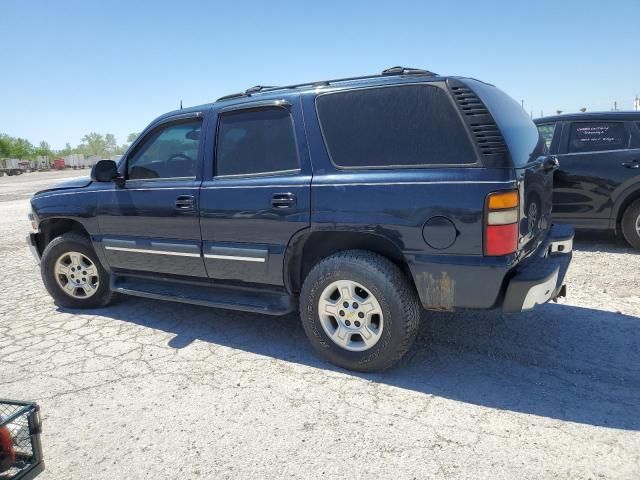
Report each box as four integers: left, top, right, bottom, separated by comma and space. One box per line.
91, 160, 120, 182
185, 130, 200, 141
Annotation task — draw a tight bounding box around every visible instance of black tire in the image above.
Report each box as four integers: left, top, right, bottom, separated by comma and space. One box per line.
621, 199, 640, 250
40, 232, 112, 309
299, 250, 421, 372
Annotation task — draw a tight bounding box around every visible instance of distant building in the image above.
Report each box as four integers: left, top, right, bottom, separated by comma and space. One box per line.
634, 96, 640, 111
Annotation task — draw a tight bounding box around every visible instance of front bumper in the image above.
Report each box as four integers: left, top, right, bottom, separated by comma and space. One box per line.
26, 233, 41, 264
502, 224, 574, 313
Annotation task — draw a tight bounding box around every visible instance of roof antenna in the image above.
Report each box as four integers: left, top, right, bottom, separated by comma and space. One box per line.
180, 99, 183, 110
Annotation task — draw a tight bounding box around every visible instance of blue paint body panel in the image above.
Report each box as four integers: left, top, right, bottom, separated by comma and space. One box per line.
29, 72, 568, 312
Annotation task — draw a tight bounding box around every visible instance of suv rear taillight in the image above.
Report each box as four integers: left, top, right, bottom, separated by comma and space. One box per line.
485, 190, 519, 256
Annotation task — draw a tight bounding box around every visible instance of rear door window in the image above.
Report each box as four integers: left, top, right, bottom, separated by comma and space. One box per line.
215, 107, 299, 177
315, 85, 476, 168
568, 122, 629, 153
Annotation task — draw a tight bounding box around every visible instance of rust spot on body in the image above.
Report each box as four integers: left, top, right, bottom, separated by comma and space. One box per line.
419, 272, 455, 311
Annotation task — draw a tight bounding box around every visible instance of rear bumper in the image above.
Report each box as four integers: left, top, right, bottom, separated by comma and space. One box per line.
502, 224, 573, 313
408, 224, 574, 312
26, 233, 41, 264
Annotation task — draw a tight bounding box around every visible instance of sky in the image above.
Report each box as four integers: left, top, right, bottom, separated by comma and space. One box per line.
1, 0, 639, 150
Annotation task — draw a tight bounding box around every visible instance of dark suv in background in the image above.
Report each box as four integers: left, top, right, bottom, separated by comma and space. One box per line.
536, 112, 640, 248
27, 67, 573, 371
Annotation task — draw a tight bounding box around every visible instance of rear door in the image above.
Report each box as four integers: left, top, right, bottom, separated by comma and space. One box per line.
553, 120, 637, 225
466, 79, 554, 255
199, 97, 311, 286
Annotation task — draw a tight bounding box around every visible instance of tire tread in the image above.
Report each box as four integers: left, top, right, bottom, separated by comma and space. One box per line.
40, 232, 112, 309
300, 249, 420, 371
621, 199, 640, 250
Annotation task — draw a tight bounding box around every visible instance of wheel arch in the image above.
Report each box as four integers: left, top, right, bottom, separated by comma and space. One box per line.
37, 217, 92, 254
284, 230, 414, 294
613, 184, 640, 233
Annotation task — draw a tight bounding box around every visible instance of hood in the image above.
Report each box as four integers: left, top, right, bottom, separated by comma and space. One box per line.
35, 176, 92, 195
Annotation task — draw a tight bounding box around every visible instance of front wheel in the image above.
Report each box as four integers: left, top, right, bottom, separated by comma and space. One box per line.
40, 233, 112, 309
299, 250, 421, 372
621, 199, 640, 250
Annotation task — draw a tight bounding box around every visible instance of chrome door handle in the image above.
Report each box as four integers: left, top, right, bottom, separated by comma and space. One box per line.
271, 193, 296, 209
622, 160, 640, 169
175, 195, 195, 210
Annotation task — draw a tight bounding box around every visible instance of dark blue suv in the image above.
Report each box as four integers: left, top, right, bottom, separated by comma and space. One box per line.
27, 67, 573, 371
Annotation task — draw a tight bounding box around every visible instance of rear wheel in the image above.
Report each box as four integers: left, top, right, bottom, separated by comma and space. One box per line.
41, 233, 112, 308
621, 199, 640, 250
299, 250, 420, 372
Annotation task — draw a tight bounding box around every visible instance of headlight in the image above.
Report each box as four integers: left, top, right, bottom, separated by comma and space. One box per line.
27, 212, 38, 231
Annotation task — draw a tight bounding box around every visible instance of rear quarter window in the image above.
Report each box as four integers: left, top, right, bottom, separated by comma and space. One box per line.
315, 84, 476, 168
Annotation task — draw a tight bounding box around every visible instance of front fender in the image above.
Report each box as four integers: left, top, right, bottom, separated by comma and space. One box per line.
30, 190, 106, 267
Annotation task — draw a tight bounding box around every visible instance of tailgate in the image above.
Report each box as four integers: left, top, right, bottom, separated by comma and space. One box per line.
462, 78, 554, 257
515, 154, 554, 257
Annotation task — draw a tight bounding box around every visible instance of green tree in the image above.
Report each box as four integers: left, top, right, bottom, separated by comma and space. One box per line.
104, 133, 117, 157
80, 132, 106, 157
126, 132, 139, 143
34, 140, 52, 157
11, 138, 34, 160
58, 142, 74, 157
114, 143, 129, 155
0, 134, 12, 157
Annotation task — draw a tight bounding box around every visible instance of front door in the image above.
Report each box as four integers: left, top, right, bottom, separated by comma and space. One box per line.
199, 97, 311, 286
96, 113, 208, 278
553, 120, 639, 224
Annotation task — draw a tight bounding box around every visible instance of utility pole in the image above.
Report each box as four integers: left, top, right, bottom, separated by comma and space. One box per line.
614, 101, 618, 111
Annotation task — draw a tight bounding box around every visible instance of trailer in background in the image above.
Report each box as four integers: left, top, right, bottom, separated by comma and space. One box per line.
0, 158, 24, 176
63, 154, 85, 169
35, 156, 50, 171
85, 155, 100, 168
52, 158, 65, 170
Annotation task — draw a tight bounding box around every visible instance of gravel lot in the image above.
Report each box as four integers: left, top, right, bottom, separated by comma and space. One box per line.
1, 170, 639, 479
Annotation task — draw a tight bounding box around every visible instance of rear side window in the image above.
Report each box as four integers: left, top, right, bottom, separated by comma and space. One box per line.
569, 122, 629, 153
216, 108, 299, 177
316, 85, 476, 168
536, 123, 556, 151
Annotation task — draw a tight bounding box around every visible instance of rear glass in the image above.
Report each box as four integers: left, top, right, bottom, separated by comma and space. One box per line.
316, 85, 476, 168
569, 122, 628, 153
464, 79, 541, 167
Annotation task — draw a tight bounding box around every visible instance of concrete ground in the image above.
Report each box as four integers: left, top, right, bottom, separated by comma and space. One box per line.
1, 170, 639, 479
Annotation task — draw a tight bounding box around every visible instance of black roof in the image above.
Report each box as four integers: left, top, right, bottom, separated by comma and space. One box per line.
535, 111, 640, 124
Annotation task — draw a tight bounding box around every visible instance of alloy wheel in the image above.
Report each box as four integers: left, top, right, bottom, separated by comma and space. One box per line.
318, 280, 384, 352
54, 251, 100, 299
